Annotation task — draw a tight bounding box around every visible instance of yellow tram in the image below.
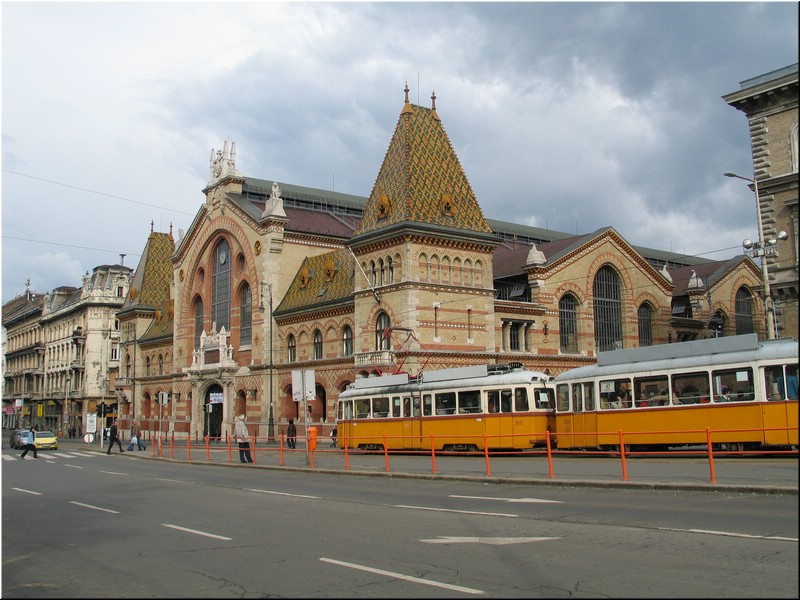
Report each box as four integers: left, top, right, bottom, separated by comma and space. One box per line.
336, 363, 556, 451
553, 334, 798, 451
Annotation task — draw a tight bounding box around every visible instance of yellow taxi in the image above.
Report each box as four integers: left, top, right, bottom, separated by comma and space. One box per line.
34, 430, 58, 450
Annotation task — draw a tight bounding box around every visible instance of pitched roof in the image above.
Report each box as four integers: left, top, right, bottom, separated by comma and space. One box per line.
353, 87, 492, 239
274, 248, 355, 316
122, 229, 175, 312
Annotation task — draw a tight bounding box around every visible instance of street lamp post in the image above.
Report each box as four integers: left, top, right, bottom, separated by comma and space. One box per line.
724, 172, 787, 340
259, 282, 275, 443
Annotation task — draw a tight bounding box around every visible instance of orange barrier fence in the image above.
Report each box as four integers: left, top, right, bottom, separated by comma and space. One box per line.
140, 425, 797, 485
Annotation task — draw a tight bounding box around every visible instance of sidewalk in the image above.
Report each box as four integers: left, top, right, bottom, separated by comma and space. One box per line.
55, 435, 799, 495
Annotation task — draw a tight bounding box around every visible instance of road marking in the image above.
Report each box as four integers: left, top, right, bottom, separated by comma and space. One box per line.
320, 557, 485, 595
246, 488, 319, 499
99, 470, 129, 476
11, 488, 42, 496
659, 527, 798, 542
70, 501, 119, 514
421, 536, 560, 545
162, 524, 232, 540
393, 505, 517, 518
51, 452, 74, 458
64, 464, 83, 469
450, 495, 563, 504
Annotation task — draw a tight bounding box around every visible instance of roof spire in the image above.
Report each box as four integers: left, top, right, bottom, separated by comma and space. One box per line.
430, 90, 440, 121
401, 81, 414, 115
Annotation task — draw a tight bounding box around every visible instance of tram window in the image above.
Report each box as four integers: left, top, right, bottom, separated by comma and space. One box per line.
671, 372, 711, 404
403, 396, 412, 417
634, 376, 669, 407
338, 401, 353, 420
571, 384, 582, 412
763, 365, 797, 402
500, 390, 513, 412
514, 388, 529, 411
413, 397, 421, 417
711, 368, 748, 402
583, 383, 596, 411
422, 394, 433, 416
534, 389, 552, 409
373, 397, 389, 418
600, 379, 632, 409
355, 398, 370, 419
487, 390, 500, 413
556, 385, 570, 411
458, 389, 481, 413
435, 392, 456, 415
392, 396, 401, 417
788, 365, 799, 400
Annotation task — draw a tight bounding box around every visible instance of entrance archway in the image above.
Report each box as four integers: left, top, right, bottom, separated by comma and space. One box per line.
205, 384, 224, 441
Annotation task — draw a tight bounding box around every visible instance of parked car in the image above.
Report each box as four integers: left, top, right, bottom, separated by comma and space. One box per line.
9, 429, 27, 449
34, 430, 58, 450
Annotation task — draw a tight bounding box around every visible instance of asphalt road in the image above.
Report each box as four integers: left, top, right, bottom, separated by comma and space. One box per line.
2, 439, 798, 598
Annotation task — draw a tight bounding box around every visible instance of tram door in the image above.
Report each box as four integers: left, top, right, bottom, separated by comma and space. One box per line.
485, 389, 515, 448
402, 395, 421, 449
572, 382, 598, 449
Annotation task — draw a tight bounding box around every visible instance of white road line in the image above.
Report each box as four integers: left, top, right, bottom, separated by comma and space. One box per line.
11, 488, 42, 495
421, 536, 560, 545
70, 501, 119, 514
245, 488, 319, 499
450, 495, 563, 504
51, 452, 74, 458
68, 452, 97, 457
320, 557, 485, 595
393, 505, 517, 518
1, 454, 16, 461
99, 471, 129, 476
65, 464, 83, 469
162, 524, 232, 541
658, 527, 798, 542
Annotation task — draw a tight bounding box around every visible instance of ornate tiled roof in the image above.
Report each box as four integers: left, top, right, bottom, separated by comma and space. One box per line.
122, 228, 175, 312
353, 86, 492, 238
274, 248, 355, 316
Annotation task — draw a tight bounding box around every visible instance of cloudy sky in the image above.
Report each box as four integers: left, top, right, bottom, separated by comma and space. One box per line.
2, 2, 798, 304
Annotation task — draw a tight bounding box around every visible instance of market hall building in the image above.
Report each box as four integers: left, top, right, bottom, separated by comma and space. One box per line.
107, 85, 766, 442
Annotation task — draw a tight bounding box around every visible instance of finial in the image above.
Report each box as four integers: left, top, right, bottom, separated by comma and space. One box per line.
151, 220, 155, 233
169, 222, 173, 236
404, 82, 410, 104
431, 91, 436, 111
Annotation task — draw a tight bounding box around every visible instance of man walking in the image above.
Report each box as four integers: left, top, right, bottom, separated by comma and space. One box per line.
106, 419, 125, 454
19, 426, 37, 459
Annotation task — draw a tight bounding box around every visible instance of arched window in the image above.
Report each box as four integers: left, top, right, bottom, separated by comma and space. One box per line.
593, 265, 623, 352
342, 325, 353, 356
376, 312, 391, 351
287, 334, 296, 362
125, 355, 131, 378
240, 284, 252, 345
370, 260, 377, 287
158, 354, 164, 375
313, 329, 323, 359
212, 239, 232, 331
735, 287, 755, 335
388, 257, 395, 283
145, 356, 151, 377
638, 303, 653, 347
559, 294, 579, 353
194, 297, 204, 350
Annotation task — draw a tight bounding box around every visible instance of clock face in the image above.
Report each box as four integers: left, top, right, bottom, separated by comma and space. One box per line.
219, 250, 227, 264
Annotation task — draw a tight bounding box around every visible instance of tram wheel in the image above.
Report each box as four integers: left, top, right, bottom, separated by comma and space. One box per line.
728, 442, 744, 452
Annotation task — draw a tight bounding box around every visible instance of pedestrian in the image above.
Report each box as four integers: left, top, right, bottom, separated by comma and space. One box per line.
234, 414, 253, 463
330, 423, 338, 447
127, 421, 147, 451
19, 426, 37, 459
106, 419, 125, 454
286, 418, 297, 449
